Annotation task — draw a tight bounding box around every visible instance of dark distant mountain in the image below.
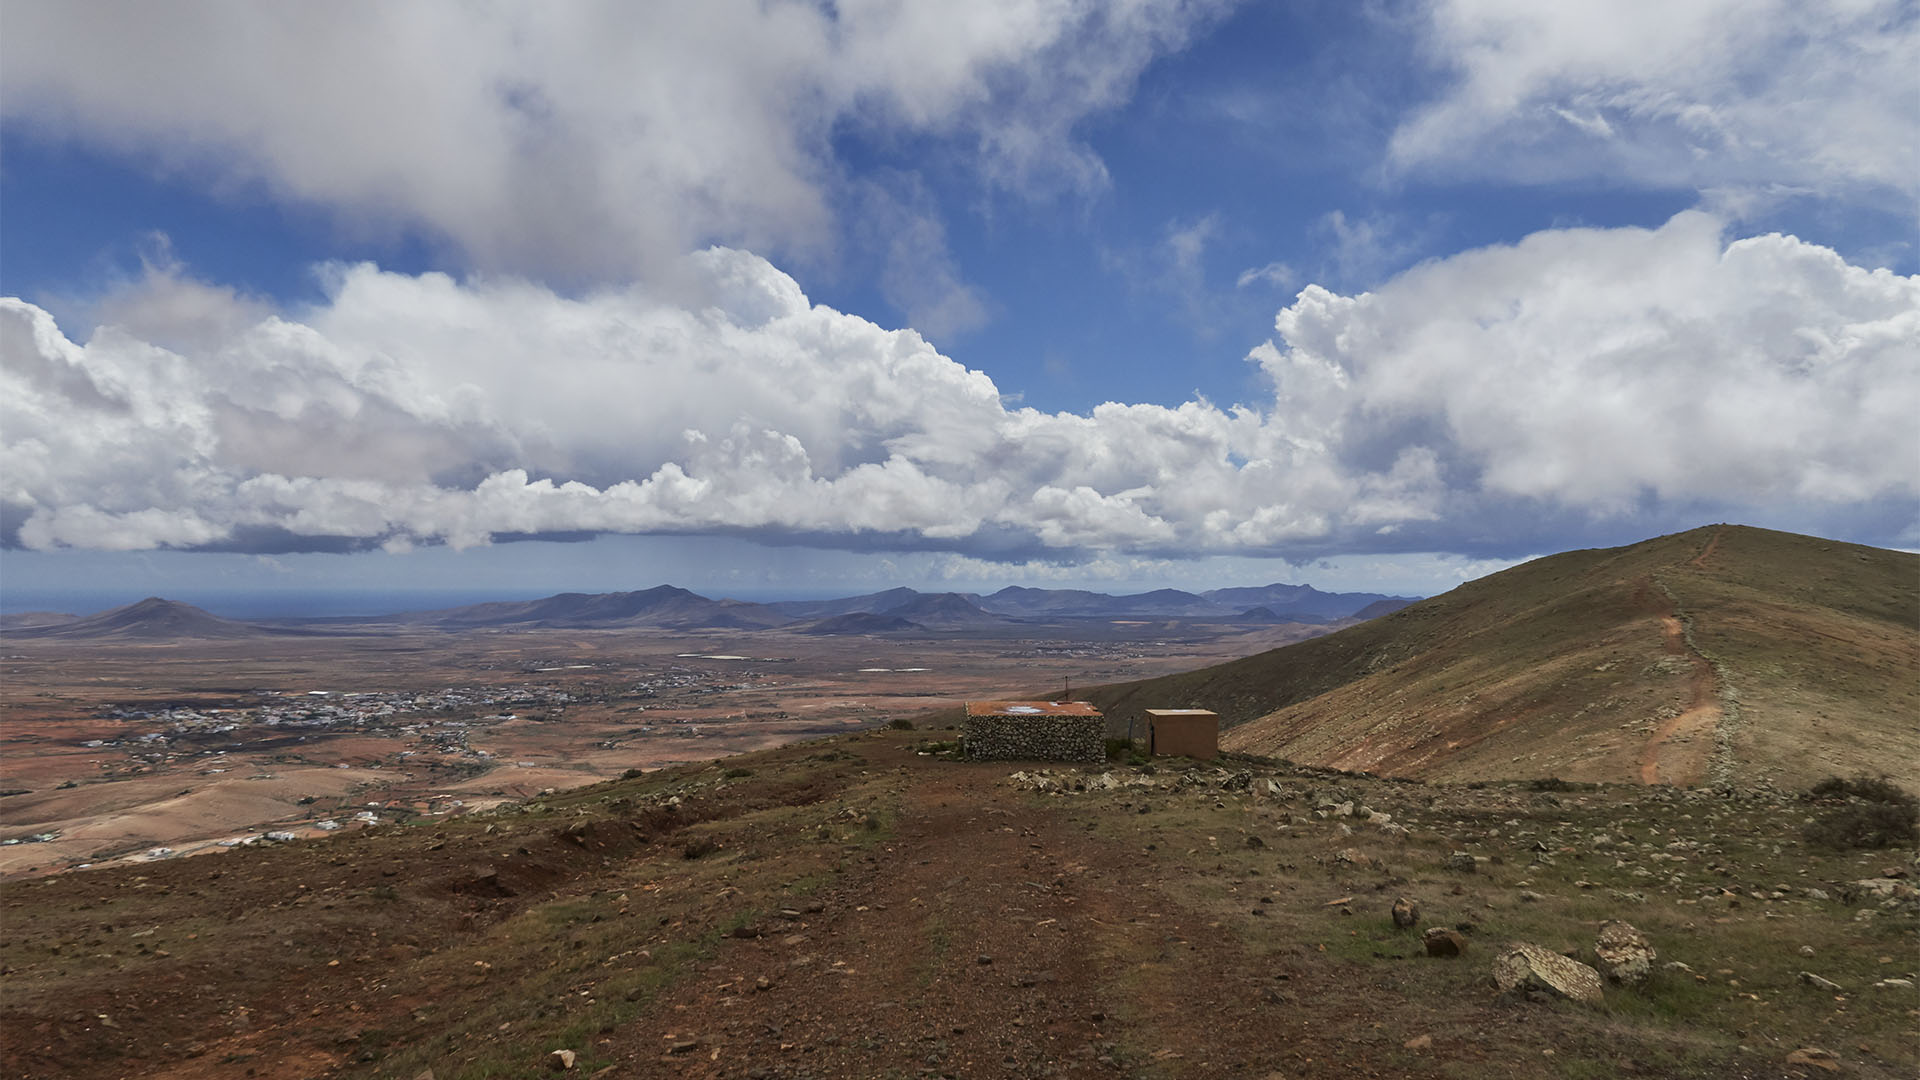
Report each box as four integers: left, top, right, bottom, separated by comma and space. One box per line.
1200, 583, 1319, 609
1201, 583, 1417, 621
977, 587, 1219, 618
767, 587, 923, 620
1235, 606, 1284, 622
975, 584, 1410, 620
0, 611, 78, 630
5, 598, 267, 640
880, 592, 1016, 627
977, 587, 1120, 616
1107, 589, 1229, 617
1351, 597, 1416, 620
796, 612, 924, 635
425, 586, 791, 630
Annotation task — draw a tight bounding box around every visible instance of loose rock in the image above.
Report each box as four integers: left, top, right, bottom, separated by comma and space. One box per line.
547, 1049, 577, 1071
1391, 896, 1420, 929
1798, 972, 1843, 992
1783, 1047, 1842, 1073
1423, 927, 1467, 957
1594, 921, 1656, 985
1491, 943, 1605, 1005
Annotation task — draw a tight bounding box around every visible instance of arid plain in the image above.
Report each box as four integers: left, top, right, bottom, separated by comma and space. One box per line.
0, 617, 1326, 878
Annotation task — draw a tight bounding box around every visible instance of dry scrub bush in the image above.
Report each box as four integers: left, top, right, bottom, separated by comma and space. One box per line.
1803, 774, 1919, 850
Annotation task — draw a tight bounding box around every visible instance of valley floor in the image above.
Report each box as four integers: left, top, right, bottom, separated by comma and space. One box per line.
0, 622, 1315, 879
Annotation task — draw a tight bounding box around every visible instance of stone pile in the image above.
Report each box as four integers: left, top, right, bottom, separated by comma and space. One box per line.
1008, 770, 1140, 793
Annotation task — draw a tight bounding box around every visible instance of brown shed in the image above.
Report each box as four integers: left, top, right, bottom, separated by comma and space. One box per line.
1145, 709, 1219, 760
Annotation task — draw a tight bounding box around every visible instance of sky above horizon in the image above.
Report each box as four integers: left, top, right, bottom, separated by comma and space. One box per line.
3, 0, 1917, 609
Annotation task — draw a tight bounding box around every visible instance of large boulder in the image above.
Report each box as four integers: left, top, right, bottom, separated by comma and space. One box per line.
1491, 943, 1605, 1005
1593, 921, 1656, 985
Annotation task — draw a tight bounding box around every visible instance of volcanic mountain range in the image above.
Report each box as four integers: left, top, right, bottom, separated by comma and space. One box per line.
1, 581, 1415, 638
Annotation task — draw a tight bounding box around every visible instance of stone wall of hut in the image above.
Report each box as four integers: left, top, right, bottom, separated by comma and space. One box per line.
962, 714, 1104, 763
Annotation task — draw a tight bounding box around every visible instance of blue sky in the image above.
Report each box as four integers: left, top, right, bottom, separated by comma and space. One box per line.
2, 1, 1916, 613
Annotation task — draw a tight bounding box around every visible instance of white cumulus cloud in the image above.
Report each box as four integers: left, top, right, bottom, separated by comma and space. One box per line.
1263, 211, 1920, 513
3, 214, 1913, 558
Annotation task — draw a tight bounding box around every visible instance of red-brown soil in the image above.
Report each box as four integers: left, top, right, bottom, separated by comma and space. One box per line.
4, 731, 1914, 1080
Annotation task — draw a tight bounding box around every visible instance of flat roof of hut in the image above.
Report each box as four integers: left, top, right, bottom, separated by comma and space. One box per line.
965, 700, 1102, 717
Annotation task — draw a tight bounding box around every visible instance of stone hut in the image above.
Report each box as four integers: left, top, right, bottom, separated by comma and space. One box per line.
963, 700, 1104, 763
1145, 708, 1219, 759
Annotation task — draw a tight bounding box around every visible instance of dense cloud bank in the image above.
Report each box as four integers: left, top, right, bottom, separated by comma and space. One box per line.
5, 214, 1914, 556
12, 1, 1909, 255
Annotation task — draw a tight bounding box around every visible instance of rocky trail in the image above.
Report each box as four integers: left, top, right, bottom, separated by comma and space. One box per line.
1638, 528, 1728, 787
1637, 612, 1721, 786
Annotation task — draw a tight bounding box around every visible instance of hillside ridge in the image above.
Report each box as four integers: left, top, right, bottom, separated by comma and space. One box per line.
1086, 525, 1918, 788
